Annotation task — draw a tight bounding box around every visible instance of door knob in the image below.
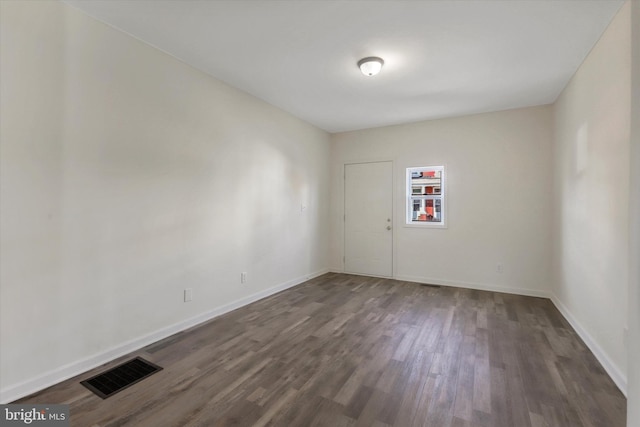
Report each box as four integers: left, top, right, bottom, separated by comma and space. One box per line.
386, 226, 392, 230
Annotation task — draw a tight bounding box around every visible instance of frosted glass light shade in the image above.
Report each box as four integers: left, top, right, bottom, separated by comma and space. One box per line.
358, 57, 384, 76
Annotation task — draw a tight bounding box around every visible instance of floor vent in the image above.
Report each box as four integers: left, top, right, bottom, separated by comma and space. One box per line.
81, 357, 162, 399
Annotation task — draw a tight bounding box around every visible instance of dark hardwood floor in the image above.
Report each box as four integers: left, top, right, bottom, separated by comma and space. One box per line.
18, 273, 626, 426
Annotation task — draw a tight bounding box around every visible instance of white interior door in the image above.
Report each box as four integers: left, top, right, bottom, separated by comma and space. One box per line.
344, 161, 393, 277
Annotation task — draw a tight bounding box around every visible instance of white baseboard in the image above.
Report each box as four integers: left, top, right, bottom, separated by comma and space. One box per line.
3, 270, 626, 403
329, 269, 550, 298
0, 269, 329, 404
549, 293, 627, 397
394, 274, 551, 299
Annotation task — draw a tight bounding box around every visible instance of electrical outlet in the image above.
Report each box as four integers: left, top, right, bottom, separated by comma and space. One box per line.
184, 288, 193, 302
241, 272, 247, 283
496, 263, 503, 274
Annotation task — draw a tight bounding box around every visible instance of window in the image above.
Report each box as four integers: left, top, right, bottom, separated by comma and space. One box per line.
406, 166, 445, 227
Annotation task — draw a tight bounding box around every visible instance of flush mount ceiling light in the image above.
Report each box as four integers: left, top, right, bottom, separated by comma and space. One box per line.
357, 56, 384, 76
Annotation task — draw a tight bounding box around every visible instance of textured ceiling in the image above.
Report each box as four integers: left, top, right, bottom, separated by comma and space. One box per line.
64, 0, 623, 133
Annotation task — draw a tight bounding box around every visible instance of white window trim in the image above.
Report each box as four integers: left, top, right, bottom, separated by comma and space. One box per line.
405, 165, 447, 229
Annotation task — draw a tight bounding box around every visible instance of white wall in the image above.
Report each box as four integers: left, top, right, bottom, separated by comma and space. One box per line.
0, 0, 330, 401
330, 106, 553, 297
551, 1, 631, 394
627, 0, 640, 423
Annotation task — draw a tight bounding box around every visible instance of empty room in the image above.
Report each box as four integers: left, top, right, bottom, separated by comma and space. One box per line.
1, 0, 639, 426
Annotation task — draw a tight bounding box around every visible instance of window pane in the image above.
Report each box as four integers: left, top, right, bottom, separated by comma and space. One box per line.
410, 170, 441, 195
410, 197, 442, 222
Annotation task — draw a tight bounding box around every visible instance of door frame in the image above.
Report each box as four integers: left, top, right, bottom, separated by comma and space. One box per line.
342, 159, 396, 278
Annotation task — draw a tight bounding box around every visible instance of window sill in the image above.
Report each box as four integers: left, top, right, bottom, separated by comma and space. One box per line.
404, 222, 448, 229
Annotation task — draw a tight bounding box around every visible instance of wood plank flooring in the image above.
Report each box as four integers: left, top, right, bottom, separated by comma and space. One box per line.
17, 273, 626, 426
